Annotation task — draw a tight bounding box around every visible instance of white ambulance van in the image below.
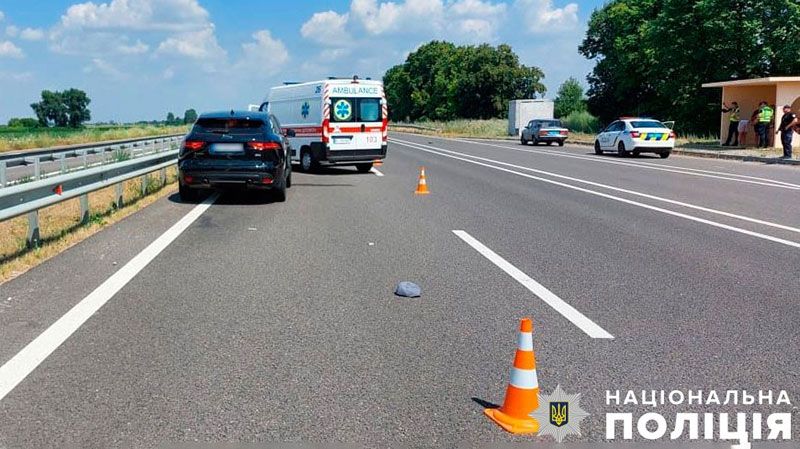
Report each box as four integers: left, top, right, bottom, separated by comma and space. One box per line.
265, 77, 388, 173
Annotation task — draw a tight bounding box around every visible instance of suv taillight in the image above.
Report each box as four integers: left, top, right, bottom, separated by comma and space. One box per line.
184, 140, 205, 151
247, 141, 281, 151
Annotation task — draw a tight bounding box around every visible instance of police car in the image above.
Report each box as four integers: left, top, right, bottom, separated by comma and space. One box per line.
594, 118, 676, 158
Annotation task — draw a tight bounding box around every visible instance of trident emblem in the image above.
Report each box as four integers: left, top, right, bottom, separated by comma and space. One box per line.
550, 402, 569, 427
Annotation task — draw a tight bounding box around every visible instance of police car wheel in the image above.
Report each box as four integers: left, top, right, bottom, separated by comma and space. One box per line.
659, 151, 671, 159
633, 150, 641, 157
520, 136, 528, 145
558, 140, 565, 147
618, 142, 629, 157
594, 141, 603, 155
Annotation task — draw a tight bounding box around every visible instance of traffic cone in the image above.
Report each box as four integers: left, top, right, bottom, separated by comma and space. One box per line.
484, 317, 541, 434
373, 159, 383, 167
53, 184, 63, 196
414, 166, 430, 195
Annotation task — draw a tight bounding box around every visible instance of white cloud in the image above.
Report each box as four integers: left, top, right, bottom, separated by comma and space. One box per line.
235, 30, 289, 74
0, 40, 23, 58
350, 0, 445, 35
156, 26, 225, 60
5, 25, 18, 37
301, 11, 349, 45
0, 70, 33, 82
60, 0, 210, 32
19, 28, 45, 41
0, 11, 4, 22
451, 0, 506, 17
516, 0, 579, 33
83, 57, 125, 79
117, 40, 148, 54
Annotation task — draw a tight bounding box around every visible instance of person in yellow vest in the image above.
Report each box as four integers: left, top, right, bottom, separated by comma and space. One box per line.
756, 101, 774, 148
721, 102, 740, 146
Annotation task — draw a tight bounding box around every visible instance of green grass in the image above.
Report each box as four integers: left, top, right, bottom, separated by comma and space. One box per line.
0, 125, 189, 153
394, 119, 508, 138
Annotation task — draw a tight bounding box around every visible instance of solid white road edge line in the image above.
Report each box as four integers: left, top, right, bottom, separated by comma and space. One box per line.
392, 140, 800, 250
394, 132, 800, 189
0, 192, 220, 403
459, 138, 800, 190
391, 138, 800, 237
453, 230, 614, 339
370, 167, 385, 177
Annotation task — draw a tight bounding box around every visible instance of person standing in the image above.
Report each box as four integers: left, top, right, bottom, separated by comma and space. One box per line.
721, 102, 740, 146
776, 105, 797, 158
756, 101, 774, 148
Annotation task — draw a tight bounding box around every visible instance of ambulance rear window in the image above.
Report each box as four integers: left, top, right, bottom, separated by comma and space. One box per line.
359, 99, 381, 122
331, 98, 382, 122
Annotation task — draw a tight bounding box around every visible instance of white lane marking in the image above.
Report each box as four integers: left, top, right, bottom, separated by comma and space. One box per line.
395, 132, 800, 190
0, 193, 219, 403
461, 139, 800, 190
393, 140, 800, 250
370, 167, 384, 177
391, 138, 800, 237
453, 230, 614, 339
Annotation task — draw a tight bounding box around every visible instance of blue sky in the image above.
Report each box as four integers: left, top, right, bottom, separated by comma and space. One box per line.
0, 0, 605, 123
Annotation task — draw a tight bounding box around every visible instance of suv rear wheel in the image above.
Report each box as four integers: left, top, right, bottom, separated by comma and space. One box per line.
179, 183, 197, 202
356, 163, 373, 173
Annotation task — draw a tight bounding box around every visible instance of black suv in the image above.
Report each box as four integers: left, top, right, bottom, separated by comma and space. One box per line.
178, 111, 294, 202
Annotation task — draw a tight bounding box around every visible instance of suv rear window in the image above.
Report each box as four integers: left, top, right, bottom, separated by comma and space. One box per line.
194, 118, 267, 134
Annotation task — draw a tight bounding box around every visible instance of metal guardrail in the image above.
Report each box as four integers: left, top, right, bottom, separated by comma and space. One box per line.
0, 148, 180, 248
391, 123, 442, 132
0, 134, 184, 187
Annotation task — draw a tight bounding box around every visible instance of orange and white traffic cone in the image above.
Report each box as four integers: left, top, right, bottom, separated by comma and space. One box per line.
414, 166, 430, 195
484, 317, 541, 434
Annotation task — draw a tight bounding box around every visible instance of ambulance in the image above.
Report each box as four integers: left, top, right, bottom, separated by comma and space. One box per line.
264, 77, 388, 173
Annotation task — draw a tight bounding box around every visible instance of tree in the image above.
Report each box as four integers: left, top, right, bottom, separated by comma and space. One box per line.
554, 77, 587, 118
384, 41, 546, 121
183, 109, 198, 124
30, 89, 91, 128
62, 89, 91, 128
580, 0, 800, 134
166, 112, 176, 124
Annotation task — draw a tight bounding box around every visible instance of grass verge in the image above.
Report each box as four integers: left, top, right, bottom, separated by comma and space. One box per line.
0, 166, 178, 285
0, 125, 189, 153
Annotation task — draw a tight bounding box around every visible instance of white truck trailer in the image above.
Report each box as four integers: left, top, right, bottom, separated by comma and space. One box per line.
508, 99, 554, 136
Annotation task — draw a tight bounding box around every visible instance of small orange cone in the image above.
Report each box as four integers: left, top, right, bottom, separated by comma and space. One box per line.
484, 317, 541, 434
53, 184, 63, 196
373, 159, 383, 167
414, 166, 430, 195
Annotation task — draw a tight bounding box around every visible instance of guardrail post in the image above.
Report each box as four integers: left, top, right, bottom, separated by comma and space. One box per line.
141, 174, 148, 197
115, 183, 124, 209
160, 168, 167, 185
59, 154, 67, 174
0, 161, 6, 187
81, 150, 88, 169
27, 211, 40, 248
34, 157, 41, 180
79, 194, 89, 225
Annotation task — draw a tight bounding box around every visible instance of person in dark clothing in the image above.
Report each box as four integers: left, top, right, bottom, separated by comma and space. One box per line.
721, 102, 740, 146
776, 105, 797, 158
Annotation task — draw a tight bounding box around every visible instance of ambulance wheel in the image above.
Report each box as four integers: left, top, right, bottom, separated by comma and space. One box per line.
594, 141, 603, 155
300, 149, 318, 172
356, 163, 373, 173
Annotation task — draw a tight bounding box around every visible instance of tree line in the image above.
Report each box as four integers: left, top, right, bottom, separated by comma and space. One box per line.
580, 0, 800, 134
384, 41, 546, 122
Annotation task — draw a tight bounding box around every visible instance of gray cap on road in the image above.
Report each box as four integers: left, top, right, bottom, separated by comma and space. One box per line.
395, 281, 421, 298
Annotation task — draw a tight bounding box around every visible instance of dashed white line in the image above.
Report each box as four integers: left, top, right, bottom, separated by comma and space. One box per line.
453, 230, 613, 339
393, 139, 800, 250
370, 167, 385, 177
0, 193, 219, 403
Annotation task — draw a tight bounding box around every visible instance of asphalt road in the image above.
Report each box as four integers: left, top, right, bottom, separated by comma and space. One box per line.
0, 132, 798, 448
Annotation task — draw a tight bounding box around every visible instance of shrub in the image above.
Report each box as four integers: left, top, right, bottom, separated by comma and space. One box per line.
562, 110, 600, 134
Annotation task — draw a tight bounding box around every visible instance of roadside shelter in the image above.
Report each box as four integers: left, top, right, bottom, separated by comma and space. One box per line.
702, 77, 800, 148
